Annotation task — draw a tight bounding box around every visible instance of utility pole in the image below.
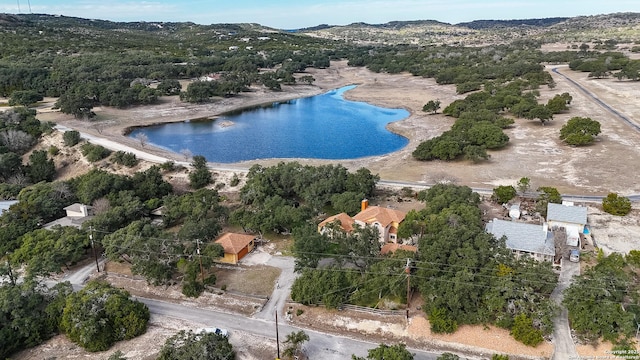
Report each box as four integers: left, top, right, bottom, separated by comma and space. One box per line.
196, 239, 204, 281
275, 308, 281, 360
90, 226, 99, 272
405, 258, 411, 322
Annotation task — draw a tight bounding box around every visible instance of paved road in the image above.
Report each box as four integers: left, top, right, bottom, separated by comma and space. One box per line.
550, 260, 581, 360
140, 297, 444, 360
54, 125, 640, 202
551, 66, 640, 132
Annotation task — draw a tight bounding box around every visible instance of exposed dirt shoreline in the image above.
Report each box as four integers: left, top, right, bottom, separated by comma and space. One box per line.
34, 60, 640, 196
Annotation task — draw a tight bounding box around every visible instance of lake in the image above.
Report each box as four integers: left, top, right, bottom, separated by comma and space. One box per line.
128, 85, 410, 163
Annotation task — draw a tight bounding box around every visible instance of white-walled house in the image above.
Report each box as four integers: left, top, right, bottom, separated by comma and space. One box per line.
317, 200, 406, 245
546, 203, 587, 247
44, 203, 93, 229
352, 202, 406, 244
486, 218, 555, 263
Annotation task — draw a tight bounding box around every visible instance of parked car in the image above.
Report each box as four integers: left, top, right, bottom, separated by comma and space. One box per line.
569, 249, 580, 262
198, 327, 229, 337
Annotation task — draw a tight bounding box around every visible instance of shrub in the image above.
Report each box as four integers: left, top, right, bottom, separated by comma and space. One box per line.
80, 143, 111, 162
111, 151, 139, 167
48, 145, 59, 156
511, 314, 543, 346
429, 307, 458, 334
63, 130, 81, 147
60, 281, 149, 352
230, 173, 240, 187
602, 193, 632, 216
160, 161, 175, 171
492, 185, 517, 204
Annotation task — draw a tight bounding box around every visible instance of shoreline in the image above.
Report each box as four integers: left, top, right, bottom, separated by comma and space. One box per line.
33, 60, 640, 195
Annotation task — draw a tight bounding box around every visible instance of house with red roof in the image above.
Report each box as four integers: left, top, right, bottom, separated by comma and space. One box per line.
214, 232, 256, 265
318, 199, 407, 245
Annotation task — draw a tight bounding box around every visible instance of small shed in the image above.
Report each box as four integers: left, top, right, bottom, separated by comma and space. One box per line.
509, 203, 521, 219
214, 233, 256, 265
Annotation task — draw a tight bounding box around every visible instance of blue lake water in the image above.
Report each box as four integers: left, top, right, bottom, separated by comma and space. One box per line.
128, 85, 409, 163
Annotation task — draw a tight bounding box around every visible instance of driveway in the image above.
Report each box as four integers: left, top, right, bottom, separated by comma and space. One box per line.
550, 259, 581, 360
251, 253, 297, 321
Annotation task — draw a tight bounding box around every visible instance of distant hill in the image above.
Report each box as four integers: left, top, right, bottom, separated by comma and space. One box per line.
302, 12, 640, 45
456, 18, 568, 29
2, 12, 640, 48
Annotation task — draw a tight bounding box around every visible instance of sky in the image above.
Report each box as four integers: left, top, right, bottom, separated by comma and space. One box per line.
1, 0, 638, 29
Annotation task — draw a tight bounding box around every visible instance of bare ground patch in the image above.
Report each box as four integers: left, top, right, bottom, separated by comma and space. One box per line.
214, 263, 281, 297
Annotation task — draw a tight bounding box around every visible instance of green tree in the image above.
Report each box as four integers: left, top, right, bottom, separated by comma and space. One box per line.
80, 143, 111, 162
292, 225, 330, 271
436, 353, 460, 360
352, 343, 414, 360
63, 130, 81, 147
536, 186, 562, 216
563, 254, 636, 342
60, 280, 149, 352
282, 330, 309, 360
181, 81, 217, 103
27, 150, 56, 183
560, 117, 601, 146
157, 330, 235, 360
526, 105, 553, 125
462, 145, 489, 163
0, 281, 73, 359
11, 227, 88, 279
9, 90, 43, 107
602, 193, 632, 216
54, 92, 95, 119
0, 152, 23, 181
331, 191, 365, 215
189, 155, 212, 189
511, 313, 544, 346
492, 185, 517, 204
422, 100, 441, 114
516, 177, 531, 194
156, 79, 182, 96
546, 94, 569, 114
101, 220, 178, 285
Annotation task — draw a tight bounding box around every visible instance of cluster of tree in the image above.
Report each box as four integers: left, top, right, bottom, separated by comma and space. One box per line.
111, 151, 140, 167
569, 51, 639, 79
0, 108, 55, 185
231, 162, 379, 235
352, 343, 414, 360
563, 252, 640, 345
0, 279, 148, 358
1, 15, 339, 117
101, 189, 227, 297
412, 77, 572, 162
291, 226, 412, 308
400, 184, 557, 345
60, 280, 149, 351
290, 183, 557, 345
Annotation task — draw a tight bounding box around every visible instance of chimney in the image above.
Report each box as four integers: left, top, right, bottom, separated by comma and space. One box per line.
361, 199, 369, 212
